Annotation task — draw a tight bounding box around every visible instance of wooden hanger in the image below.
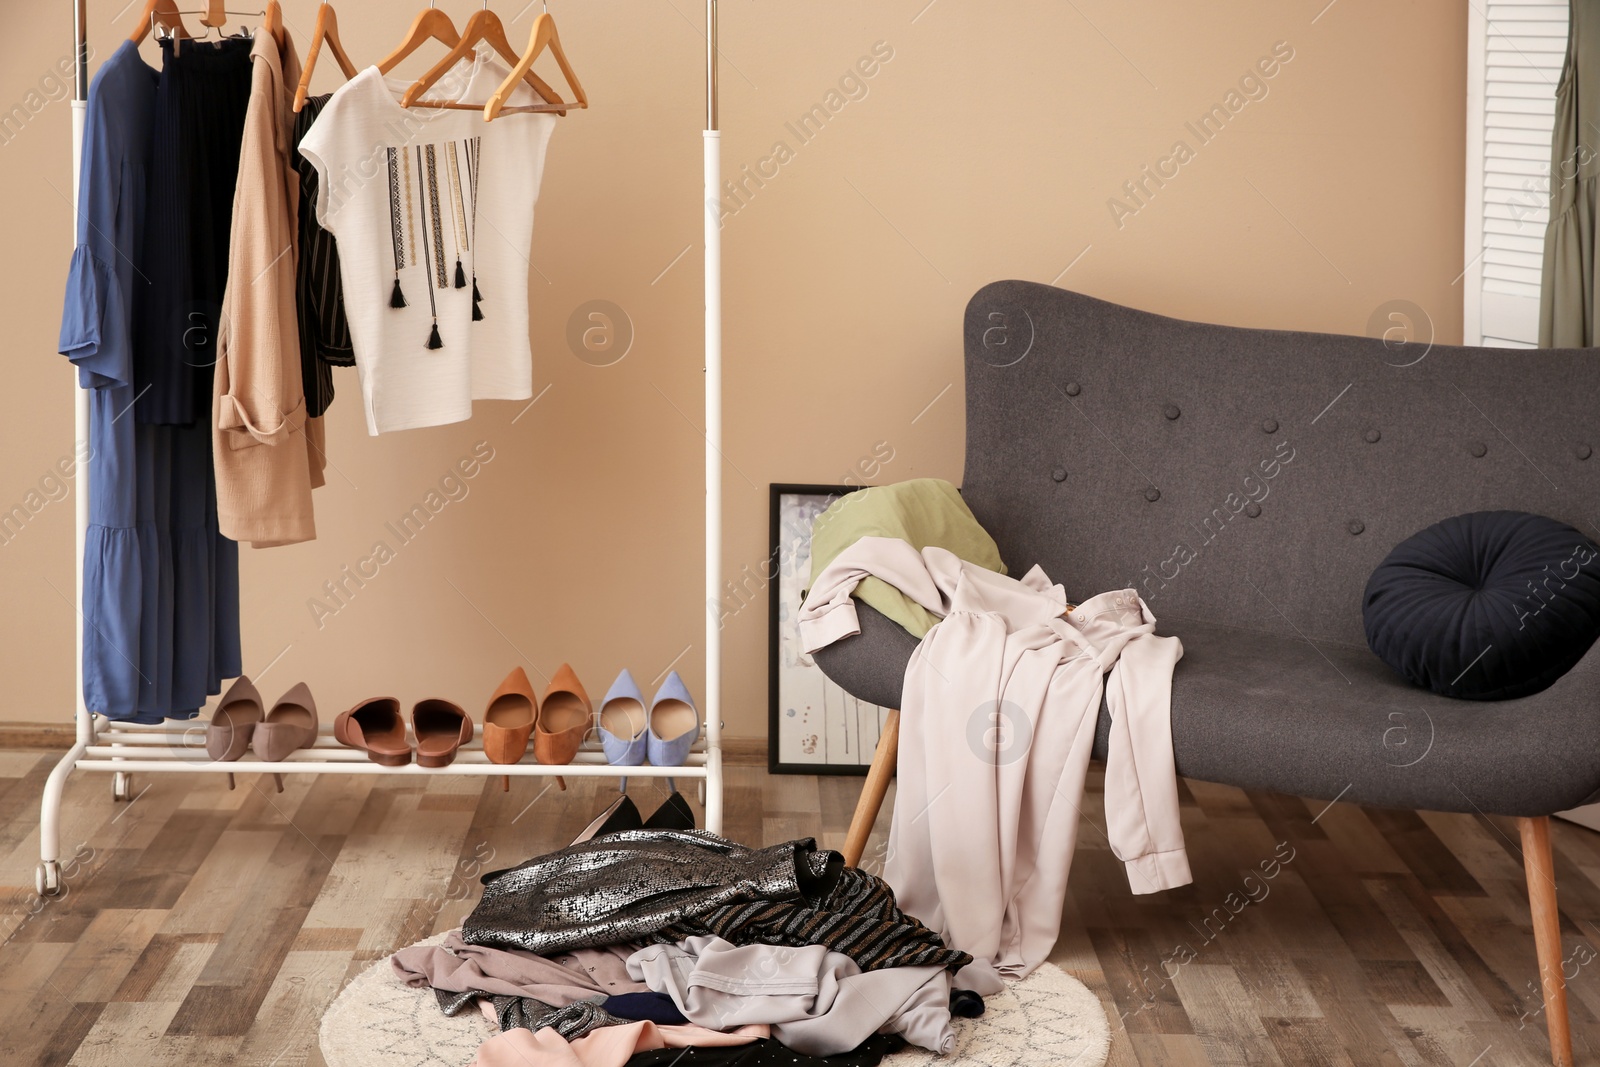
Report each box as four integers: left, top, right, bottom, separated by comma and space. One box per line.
484, 12, 587, 119
262, 0, 285, 51
200, 0, 228, 32
400, 5, 562, 111
378, 5, 462, 74
128, 0, 191, 43
294, 2, 359, 112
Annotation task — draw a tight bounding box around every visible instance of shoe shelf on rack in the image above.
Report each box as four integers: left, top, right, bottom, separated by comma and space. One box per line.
83, 717, 716, 778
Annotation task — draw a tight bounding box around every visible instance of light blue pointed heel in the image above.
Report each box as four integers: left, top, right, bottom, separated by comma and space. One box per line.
598, 669, 648, 783
647, 671, 700, 775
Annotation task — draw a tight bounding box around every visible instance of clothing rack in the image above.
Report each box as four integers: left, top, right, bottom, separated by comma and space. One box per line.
35, 0, 726, 896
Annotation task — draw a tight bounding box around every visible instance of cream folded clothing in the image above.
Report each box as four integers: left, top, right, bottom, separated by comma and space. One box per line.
391, 930, 647, 1004
626, 935, 954, 1056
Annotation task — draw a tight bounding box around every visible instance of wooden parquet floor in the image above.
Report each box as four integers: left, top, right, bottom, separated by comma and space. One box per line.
0, 749, 1595, 1066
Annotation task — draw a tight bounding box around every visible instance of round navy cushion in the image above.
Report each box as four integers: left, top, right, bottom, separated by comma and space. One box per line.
1363, 510, 1600, 700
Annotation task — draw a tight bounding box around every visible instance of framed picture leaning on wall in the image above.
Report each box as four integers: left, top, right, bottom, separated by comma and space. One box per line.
767, 484, 895, 775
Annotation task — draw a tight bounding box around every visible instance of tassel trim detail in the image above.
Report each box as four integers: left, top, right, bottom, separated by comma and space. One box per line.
426, 322, 444, 350
390, 276, 407, 308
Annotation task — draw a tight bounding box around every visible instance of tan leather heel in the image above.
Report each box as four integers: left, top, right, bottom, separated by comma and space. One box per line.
534, 663, 591, 768
414, 699, 472, 768
334, 697, 411, 766
484, 668, 537, 764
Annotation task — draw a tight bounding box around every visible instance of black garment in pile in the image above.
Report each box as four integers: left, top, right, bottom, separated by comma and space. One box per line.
624, 1034, 907, 1067
136, 34, 253, 426
289, 92, 354, 419
464, 830, 970, 975
949, 988, 984, 1018
603, 992, 689, 1025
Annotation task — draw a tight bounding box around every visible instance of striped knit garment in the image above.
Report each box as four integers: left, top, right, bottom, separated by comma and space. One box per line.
658, 864, 970, 974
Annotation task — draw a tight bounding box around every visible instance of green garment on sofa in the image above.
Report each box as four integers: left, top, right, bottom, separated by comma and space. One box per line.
808, 478, 1007, 639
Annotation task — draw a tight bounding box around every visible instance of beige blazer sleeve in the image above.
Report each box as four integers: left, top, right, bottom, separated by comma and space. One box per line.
214, 31, 315, 548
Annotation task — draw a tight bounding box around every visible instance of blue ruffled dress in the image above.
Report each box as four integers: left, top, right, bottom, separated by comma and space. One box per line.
58, 40, 241, 723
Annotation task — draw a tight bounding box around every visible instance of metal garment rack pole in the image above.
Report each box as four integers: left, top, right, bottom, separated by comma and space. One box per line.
701, 0, 723, 836
37, 0, 725, 895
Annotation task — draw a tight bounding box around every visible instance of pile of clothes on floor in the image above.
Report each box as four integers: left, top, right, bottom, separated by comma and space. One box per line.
392, 798, 981, 1067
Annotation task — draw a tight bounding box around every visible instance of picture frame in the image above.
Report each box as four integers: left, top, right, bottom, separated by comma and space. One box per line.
767, 483, 895, 775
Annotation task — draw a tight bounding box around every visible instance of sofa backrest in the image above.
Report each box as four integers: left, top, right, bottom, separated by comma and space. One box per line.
960, 281, 1600, 646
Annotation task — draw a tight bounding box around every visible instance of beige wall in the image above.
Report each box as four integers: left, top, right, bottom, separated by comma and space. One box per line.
0, 0, 1466, 737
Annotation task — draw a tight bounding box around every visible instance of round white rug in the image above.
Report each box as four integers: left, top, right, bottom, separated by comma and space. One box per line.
321, 933, 496, 1067
321, 934, 1112, 1067
894, 963, 1110, 1067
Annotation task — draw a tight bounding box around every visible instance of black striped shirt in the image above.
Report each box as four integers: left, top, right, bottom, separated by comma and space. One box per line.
290, 94, 353, 419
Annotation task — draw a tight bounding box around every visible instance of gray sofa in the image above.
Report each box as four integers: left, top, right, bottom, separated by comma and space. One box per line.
812, 281, 1600, 1067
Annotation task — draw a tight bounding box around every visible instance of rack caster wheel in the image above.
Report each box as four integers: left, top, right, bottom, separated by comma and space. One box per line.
112, 772, 133, 802
36, 861, 61, 897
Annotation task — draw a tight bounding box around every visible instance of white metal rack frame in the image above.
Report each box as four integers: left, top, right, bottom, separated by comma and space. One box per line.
36, 0, 725, 896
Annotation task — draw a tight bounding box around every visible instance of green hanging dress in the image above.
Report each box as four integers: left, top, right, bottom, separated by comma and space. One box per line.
1540, 0, 1600, 348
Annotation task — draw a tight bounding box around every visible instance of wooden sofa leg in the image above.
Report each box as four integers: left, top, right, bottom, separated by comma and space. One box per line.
1519, 815, 1573, 1067
842, 709, 899, 868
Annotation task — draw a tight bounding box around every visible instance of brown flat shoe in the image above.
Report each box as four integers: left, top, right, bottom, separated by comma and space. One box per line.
334, 697, 411, 766
484, 668, 537, 765
534, 663, 591, 766
414, 699, 473, 768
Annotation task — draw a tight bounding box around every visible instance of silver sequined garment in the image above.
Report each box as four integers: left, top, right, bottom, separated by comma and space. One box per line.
464, 830, 832, 954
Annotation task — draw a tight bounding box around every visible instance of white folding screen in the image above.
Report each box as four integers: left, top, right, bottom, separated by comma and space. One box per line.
1463, 1, 1568, 347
